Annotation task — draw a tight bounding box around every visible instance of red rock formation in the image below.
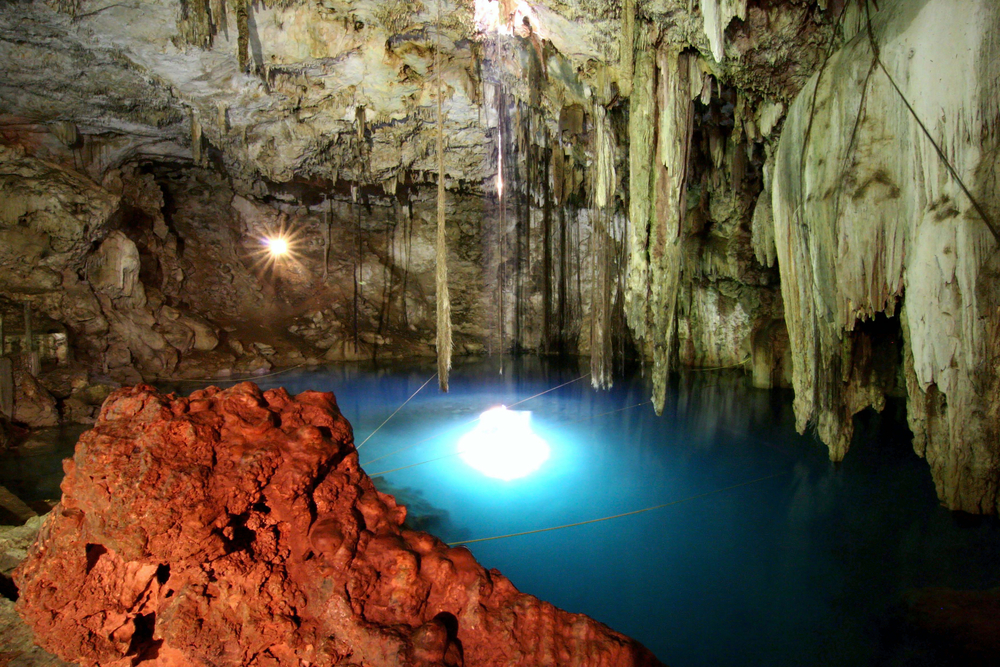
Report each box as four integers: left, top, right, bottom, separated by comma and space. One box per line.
15, 383, 662, 667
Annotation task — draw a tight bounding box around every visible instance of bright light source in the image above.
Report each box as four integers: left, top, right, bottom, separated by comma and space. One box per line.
266, 236, 289, 257
458, 406, 550, 480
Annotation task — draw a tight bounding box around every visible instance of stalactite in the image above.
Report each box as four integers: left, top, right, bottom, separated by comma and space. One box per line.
178, 0, 213, 48
190, 112, 204, 166
434, 6, 452, 392
401, 195, 412, 328
557, 198, 568, 353
699, 0, 747, 63
322, 194, 331, 280
620, 0, 635, 97
625, 43, 656, 349
541, 127, 553, 355
353, 202, 361, 350
234, 0, 250, 72
496, 86, 508, 370
513, 104, 525, 350
590, 209, 615, 389
375, 203, 397, 360
593, 103, 617, 210
649, 48, 695, 414
23, 303, 36, 376
590, 102, 619, 388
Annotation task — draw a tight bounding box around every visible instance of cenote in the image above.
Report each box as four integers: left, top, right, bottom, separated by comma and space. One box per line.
14, 358, 972, 666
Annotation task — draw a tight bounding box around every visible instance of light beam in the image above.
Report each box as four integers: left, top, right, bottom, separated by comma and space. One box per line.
458, 406, 550, 480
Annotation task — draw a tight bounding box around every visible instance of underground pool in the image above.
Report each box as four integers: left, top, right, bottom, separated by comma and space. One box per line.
4, 357, 1000, 666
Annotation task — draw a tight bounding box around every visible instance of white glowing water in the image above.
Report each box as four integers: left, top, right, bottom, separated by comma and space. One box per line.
458, 406, 550, 480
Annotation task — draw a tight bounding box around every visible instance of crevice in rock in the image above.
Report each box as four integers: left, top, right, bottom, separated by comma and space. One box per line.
0, 572, 17, 601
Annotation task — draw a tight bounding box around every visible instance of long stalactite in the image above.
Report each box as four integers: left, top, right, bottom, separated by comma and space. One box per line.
626, 44, 696, 414
434, 6, 452, 392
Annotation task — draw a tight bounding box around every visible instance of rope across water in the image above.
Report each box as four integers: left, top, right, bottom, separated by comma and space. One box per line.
356, 372, 437, 450
446, 472, 788, 546
359, 372, 591, 466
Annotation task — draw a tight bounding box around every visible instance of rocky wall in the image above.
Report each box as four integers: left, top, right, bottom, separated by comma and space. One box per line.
770, 0, 1000, 512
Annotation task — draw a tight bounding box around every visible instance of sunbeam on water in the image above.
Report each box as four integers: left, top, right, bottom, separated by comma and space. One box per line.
457, 406, 550, 480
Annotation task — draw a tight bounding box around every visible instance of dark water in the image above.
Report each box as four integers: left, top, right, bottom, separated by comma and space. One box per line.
4, 357, 1000, 666
0, 424, 88, 504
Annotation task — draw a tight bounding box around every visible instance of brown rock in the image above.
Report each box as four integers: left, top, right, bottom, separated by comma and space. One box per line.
15, 383, 662, 667
61, 397, 97, 425
12, 367, 58, 428
0, 517, 74, 667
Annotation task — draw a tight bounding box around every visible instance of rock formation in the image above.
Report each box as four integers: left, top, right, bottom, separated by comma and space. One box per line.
14, 383, 662, 666
1, 516, 74, 667
770, 0, 1000, 512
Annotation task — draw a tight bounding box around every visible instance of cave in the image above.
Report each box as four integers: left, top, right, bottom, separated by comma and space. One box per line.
1, 0, 1000, 665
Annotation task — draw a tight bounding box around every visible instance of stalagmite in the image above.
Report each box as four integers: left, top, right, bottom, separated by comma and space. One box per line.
771, 0, 1000, 512
435, 6, 452, 392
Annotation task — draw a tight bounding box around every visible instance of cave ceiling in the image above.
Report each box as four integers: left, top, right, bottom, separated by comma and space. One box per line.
0, 0, 831, 201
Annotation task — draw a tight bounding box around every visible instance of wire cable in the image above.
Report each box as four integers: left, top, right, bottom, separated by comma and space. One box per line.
359, 372, 590, 465
447, 472, 788, 546
507, 372, 590, 408
356, 372, 437, 450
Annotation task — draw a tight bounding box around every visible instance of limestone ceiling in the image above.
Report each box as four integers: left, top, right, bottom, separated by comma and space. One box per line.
0, 0, 830, 199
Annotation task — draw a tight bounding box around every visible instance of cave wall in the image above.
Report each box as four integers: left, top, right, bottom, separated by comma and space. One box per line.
769, 0, 1000, 512
13, 0, 1000, 515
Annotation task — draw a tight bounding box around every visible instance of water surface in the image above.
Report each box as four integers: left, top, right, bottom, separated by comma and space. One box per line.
4, 357, 1000, 666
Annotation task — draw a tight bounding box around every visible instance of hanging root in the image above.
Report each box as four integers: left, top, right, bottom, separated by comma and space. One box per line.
435, 0, 452, 392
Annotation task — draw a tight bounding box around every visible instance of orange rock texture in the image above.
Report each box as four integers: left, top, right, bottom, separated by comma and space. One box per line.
15, 383, 662, 666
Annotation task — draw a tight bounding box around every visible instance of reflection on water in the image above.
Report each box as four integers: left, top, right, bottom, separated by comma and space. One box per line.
0, 424, 88, 504
369, 479, 470, 540
5, 357, 1000, 666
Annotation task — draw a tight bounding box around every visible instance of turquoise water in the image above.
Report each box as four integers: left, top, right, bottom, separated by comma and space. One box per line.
5, 357, 1000, 665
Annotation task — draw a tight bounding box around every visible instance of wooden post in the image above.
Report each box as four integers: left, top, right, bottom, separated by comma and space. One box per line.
0, 357, 12, 420
23, 302, 38, 376
322, 194, 330, 281
0, 312, 5, 356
